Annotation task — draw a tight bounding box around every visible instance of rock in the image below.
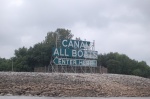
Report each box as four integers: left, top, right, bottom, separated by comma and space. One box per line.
0, 72, 150, 97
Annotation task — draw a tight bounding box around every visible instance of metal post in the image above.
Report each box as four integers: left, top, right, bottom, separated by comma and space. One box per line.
12, 59, 13, 72
56, 35, 57, 48
93, 40, 95, 51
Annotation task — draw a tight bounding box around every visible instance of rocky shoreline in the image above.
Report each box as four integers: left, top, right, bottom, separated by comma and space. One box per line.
0, 72, 150, 97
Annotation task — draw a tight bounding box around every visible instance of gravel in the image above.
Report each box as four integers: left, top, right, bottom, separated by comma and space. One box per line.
0, 72, 150, 97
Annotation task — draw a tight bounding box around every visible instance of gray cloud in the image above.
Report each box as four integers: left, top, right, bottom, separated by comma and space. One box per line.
0, 0, 150, 65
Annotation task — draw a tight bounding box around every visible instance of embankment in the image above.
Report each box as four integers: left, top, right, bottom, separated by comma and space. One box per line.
0, 72, 150, 97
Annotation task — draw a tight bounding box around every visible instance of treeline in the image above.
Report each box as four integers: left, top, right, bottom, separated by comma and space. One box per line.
0, 28, 73, 72
0, 28, 150, 78
98, 53, 150, 77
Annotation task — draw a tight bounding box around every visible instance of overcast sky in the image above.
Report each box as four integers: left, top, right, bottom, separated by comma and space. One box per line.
0, 0, 150, 65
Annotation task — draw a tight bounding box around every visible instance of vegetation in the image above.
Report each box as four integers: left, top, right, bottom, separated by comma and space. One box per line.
0, 28, 73, 72
98, 52, 150, 77
0, 28, 150, 78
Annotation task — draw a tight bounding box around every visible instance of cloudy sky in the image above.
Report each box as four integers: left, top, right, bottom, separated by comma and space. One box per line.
0, 0, 150, 65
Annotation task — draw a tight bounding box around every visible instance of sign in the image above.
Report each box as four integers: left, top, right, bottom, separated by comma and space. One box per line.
52, 39, 98, 67
53, 57, 97, 67
52, 48, 98, 59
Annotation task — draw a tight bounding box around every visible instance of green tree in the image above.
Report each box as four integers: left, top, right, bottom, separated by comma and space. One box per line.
97, 53, 107, 67
0, 58, 11, 71
132, 69, 143, 76
107, 59, 121, 74
97, 52, 150, 78
13, 47, 31, 71
29, 28, 74, 68
12, 28, 74, 72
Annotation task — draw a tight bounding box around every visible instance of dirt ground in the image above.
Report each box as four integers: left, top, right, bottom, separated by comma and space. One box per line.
0, 72, 150, 97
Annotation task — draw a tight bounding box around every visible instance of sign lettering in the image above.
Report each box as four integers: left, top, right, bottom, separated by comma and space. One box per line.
53, 57, 97, 67
52, 39, 98, 67
52, 48, 98, 59
61, 40, 91, 49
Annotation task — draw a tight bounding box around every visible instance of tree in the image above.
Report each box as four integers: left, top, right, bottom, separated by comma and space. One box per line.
15, 47, 28, 58
45, 28, 74, 47
55, 28, 73, 40
13, 47, 31, 71
132, 69, 143, 76
107, 59, 121, 74
11, 28, 74, 72
97, 52, 150, 78
32, 28, 74, 67
97, 53, 107, 67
